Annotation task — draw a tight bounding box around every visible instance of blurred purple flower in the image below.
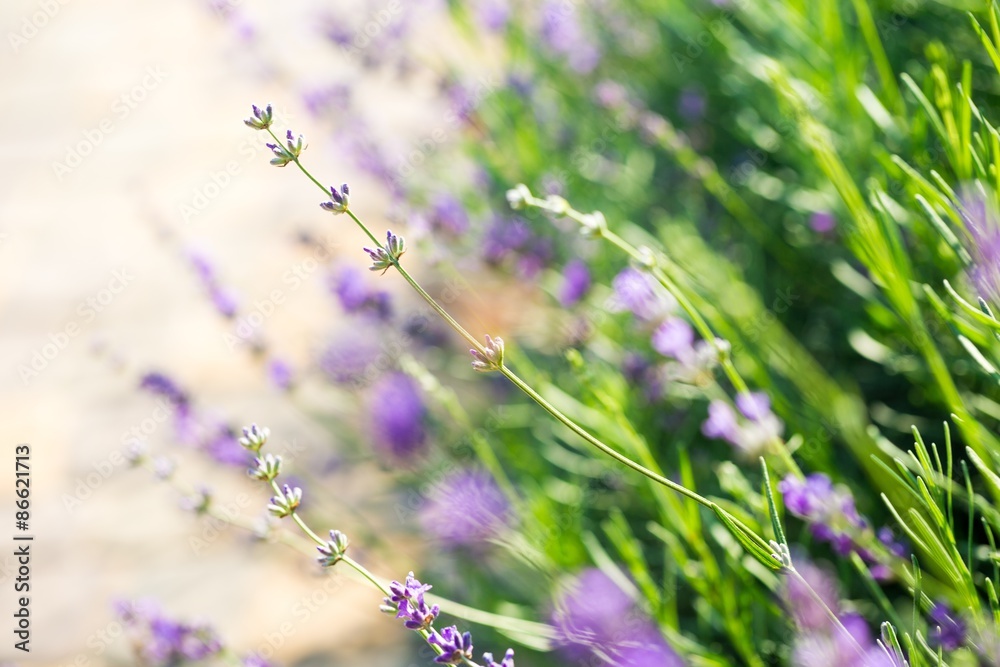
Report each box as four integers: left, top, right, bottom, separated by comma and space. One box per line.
368, 372, 427, 462
419, 469, 511, 547
186, 248, 240, 319
810, 211, 836, 234
559, 260, 592, 307
678, 87, 706, 121
302, 83, 351, 117
593, 80, 628, 110
539, 1, 601, 73
652, 318, 694, 360
475, 0, 510, 31
116, 598, 223, 666
429, 194, 470, 236
961, 192, 1000, 303
267, 358, 294, 390
552, 569, 682, 666
482, 217, 552, 278
928, 602, 966, 651
735, 391, 771, 422
318, 331, 383, 386
329, 265, 392, 319
609, 268, 674, 320
139, 372, 188, 408
701, 401, 739, 443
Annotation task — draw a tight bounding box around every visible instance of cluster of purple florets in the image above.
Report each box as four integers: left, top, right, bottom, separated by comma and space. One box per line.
382, 572, 515, 666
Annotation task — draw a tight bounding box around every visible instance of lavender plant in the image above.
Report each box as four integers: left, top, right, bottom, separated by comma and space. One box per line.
118, 1, 1000, 665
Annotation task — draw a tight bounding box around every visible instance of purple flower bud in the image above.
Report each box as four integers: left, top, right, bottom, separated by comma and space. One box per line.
384, 572, 440, 630
610, 267, 674, 320
266, 358, 294, 390
483, 649, 515, 667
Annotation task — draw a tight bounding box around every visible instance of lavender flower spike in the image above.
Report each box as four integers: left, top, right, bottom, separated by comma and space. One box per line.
428, 626, 474, 664
266, 130, 305, 167
316, 529, 349, 567
238, 423, 270, 451
267, 484, 302, 517
483, 649, 515, 667
470, 335, 504, 372
248, 453, 281, 481
320, 183, 350, 214
364, 231, 405, 274
244, 104, 273, 130
382, 572, 440, 630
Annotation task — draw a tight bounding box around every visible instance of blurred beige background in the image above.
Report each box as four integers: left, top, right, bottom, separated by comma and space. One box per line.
0, 0, 483, 663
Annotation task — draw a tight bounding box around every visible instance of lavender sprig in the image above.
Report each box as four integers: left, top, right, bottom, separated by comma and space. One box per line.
320, 183, 350, 214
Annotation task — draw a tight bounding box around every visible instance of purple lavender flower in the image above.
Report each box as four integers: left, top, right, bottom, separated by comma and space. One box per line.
429, 194, 470, 236
593, 80, 628, 110
702, 394, 783, 456
483, 649, 515, 667
559, 259, 591, 307
609, 268, 675, 321
329, 265, 393, 319
115, 598, 223, 666
429, 626, 474, 664
384, 572, 440, 630
783, 559, 841, 632
928, 602, 966, 651
735, 391, 771, 422
810, 211, 836, 234
242, 654, 273, 667
475, 0, 510, 31
552, 569, 682, 666
266, 358, 294, 390
961, 192, 1000, 303
419, 469, 511, 547
779, 473, 870, 557
186, 248, 240, 318
139, 372, 188, 408
209, 286, 239, 318
678, 87, 707, 121
539, 0, 601, 73
301, 83, 351, 117
701, 401, 739, 443
652, 318, 695, 360
368, 372, 427, 462
318, 331, 383, 387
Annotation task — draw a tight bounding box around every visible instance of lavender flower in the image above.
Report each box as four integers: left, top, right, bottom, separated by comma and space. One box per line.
316, 529, 349, 567
539, 0, 601, 73
783, 561, 901, 667
678, 87, 707, 121
318, 331, 383, 386
116, 599, 223, 666
266, 357, 294, 390
368, 372, 427, 462
248, 453, 281, 481
329, 266, 392, 318
239, 423, 270, 451
559, 259, 591, 307
267, 483, 302, 517
428, 626, 474, 664
702, 394, 783, 457
185, 248, 240, 319
470, 335, 505, 372
266, 130, 304, 167
383, 572, 440, 630
552, 569, 682, 666
483, 649, 515, 667
419, 469, 511, 547
609, 267, 675, 321
139, 372, 188, 408
652, 318, 695, 360
320, 183, 350, 214
244, 104, 273, 130
928, 602, 966, 651
962, 192, 1000, 303
779, 474, 866, 555
364, 231, 406, 274
810, 211, 836, 234
429, 194, 470, 236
